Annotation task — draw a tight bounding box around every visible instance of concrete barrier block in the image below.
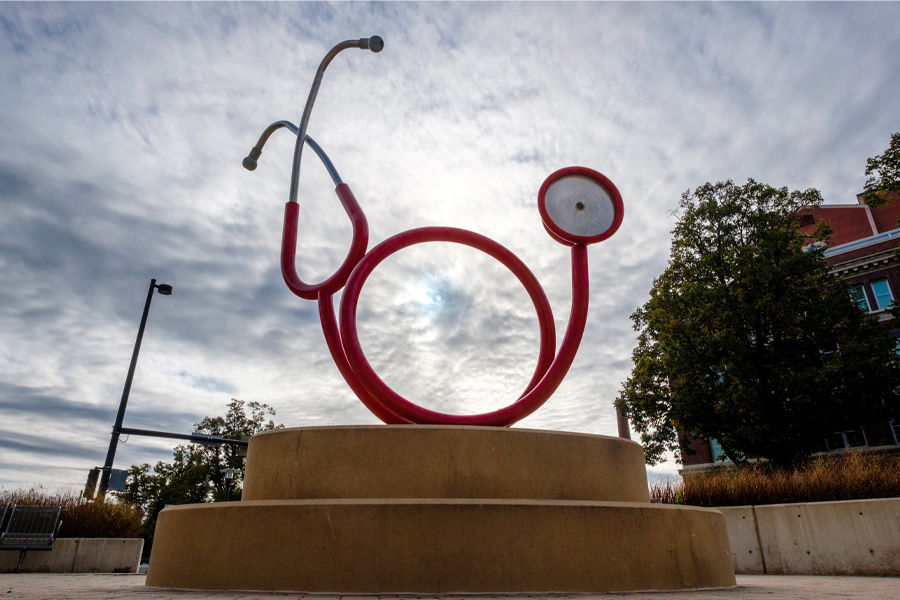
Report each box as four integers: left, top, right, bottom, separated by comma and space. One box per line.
0, 539, 78, 573
717, 505, 765, 574
754, 498, 900, 576
72, 538, 143, 573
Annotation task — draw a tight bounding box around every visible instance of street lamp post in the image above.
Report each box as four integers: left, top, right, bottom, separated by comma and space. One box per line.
221, 467, 239, 502
96, 278, 172, 501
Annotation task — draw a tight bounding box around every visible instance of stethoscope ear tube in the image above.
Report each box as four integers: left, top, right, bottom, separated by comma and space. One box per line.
243, 121, 342, 186
289, 37, 384, 205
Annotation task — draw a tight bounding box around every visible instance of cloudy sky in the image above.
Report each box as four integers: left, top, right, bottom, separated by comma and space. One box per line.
2, 2, 899, 493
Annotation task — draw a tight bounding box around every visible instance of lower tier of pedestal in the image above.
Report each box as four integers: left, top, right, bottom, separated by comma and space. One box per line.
146, 498, 736, 593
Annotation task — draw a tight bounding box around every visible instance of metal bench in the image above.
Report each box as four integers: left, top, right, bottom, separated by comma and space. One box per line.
0, 505, 62, 572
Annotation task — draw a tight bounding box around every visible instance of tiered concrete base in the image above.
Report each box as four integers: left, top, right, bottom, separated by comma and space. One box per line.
146, 426, 735, 593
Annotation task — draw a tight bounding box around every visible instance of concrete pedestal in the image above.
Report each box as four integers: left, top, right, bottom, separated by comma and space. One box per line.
146, 426, 735, 592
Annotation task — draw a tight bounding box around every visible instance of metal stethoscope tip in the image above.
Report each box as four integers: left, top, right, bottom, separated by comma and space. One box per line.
363, 36, 384, 53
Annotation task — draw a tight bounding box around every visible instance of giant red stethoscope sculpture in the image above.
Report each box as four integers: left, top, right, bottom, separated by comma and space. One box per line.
243, 36, 623, 427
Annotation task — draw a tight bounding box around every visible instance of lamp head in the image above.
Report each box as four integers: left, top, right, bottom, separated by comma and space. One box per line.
156, 284, 173, 295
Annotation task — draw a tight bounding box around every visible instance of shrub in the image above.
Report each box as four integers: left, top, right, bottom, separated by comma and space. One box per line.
650, 450, 900, 506
0, 488, 143, 538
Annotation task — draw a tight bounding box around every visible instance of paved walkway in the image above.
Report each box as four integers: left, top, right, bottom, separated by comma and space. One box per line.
1, 574, 899, 599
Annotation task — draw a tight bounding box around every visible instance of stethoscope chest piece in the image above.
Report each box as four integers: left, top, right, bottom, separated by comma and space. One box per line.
538, 167, 624, 246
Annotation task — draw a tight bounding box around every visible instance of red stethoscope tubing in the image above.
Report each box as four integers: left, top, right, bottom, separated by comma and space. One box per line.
339, 234, 588, 426
280, 185, 591, 427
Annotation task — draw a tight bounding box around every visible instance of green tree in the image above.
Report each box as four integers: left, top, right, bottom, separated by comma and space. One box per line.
615, 179, 900, 468
863, 132, 900, 207
118, 398, 282, 558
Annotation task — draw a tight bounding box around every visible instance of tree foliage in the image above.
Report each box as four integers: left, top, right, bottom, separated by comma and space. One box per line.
863, 132, 900, 207
615, 179, 900, 467
118, 399, 282, 557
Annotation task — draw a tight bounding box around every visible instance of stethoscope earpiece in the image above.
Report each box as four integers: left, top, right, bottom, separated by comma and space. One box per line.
241, 157, 257, 171
362, 36, 384, 53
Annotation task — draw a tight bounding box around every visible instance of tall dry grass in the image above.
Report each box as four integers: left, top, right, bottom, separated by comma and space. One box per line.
650, 450, 900, 506
0, 488, 142, 538
649, 480, 683, 504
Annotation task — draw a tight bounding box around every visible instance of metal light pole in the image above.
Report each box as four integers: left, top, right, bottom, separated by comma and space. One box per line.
96, 278, 172, 501
221, 467, 238, 502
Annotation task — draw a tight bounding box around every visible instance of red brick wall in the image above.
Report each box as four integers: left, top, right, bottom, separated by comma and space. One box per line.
870, 193, 900, 234
826, 239, 897, 266
799, 206, 874, 246
678, 434, 712, 466
800, 194, 900, 249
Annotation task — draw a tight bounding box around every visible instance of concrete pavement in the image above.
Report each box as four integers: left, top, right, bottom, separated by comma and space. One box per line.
1, 574, 899, 599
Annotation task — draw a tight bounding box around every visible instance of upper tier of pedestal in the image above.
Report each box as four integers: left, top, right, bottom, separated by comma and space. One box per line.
241, 425, 650, 502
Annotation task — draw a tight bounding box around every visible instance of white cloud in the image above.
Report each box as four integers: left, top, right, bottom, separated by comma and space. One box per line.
1, 2, 899, 490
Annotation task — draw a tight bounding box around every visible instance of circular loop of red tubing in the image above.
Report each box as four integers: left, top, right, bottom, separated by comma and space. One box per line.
338, 227, 556, 427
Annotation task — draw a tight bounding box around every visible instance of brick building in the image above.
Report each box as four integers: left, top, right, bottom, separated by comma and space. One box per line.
681, 193, 900, 472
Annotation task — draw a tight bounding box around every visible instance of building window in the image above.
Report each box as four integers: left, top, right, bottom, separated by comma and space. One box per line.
871, 279, 894, 310
888, 332, 900, 358
798, 214, 815, 227
850, 285, 870, 311
824, 432, 844, 451
708, 438, 728, 462
824, 428, 869, 451
845, 429, 868, 448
